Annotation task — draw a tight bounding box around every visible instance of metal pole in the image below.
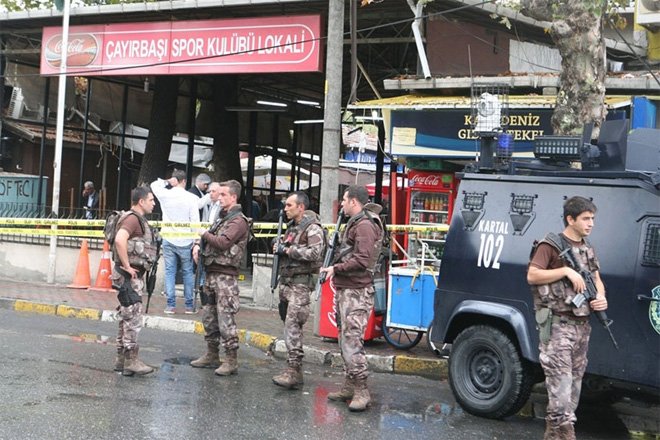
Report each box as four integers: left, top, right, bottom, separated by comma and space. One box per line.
37, 78, 51, 214
78, 78, 92, 210
246, 111, 258, 217
291, 125, 299, 191
375, 120, 385, 205
186, 77, 198, 185
349, 0, 358, 105
47, 0, 70, 284
115, 84, 129, 210
314, 123, 321, 205
269, 114, 280, 207
319, 0, 344, 223
479, 135, 495, 169
0, 39, 4, 159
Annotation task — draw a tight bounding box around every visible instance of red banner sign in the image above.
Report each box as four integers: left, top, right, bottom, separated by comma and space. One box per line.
41, 15, 323, 76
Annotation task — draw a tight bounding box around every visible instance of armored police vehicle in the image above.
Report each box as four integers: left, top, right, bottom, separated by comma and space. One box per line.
430, 120, 660, 419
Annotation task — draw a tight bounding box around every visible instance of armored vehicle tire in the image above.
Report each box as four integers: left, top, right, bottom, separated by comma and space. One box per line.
448, 325, 534, 419
383, 325, 423, 349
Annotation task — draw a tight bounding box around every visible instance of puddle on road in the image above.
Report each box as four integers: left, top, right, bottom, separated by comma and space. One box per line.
162, 357, 272, 369
163, 357, 197, 365
47, 392, 104, 401
308, 384, 466, 430
47, 333, 112, 345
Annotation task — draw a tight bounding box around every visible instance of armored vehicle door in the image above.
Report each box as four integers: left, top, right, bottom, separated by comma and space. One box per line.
630, 216, 660, 389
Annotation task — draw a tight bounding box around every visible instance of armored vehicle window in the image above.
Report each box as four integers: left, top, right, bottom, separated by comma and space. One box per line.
642, 221, 660, 267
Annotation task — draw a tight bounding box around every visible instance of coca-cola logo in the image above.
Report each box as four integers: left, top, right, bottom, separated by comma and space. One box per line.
326, 276, 338, 328
44, 33, 99, 68
410, 174, 441, 187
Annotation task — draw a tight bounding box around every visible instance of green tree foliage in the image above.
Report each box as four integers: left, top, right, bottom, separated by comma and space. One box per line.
2, 0, 157, 13
521, 0, 609, 136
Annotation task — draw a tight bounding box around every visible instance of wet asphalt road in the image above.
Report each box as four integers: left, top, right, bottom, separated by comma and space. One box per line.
0, 309, 639, 440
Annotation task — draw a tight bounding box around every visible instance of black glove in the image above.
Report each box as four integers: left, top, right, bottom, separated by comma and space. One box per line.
276, 243, 291, 256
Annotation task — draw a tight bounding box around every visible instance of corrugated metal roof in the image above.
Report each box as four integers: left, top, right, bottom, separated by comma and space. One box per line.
3, 120, 105, 146
0, 0, 320, 22
349, 94, 634, 110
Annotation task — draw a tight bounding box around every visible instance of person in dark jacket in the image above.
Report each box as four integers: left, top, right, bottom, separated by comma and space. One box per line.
320, 185, 384, 412
81, 181, 99, 219
189, 173, 212, 219
190, 180, 249, 377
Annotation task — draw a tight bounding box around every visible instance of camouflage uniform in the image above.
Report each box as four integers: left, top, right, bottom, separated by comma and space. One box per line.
113, 272, 146, 351
336, 285, 376, 380
530, 233, 600, 435
540, 320, 591, 429
277, 212, 325, 369
325, 204, 383, 410
110, 212, 158, 351
195, 205, 249, 375
110, 210, 158, 376
333, 205, 384, 381
202, 273, 241, 350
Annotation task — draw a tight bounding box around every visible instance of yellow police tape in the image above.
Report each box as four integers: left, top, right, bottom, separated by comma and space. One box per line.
0, 218, 107, 227
0, 217, 449, 239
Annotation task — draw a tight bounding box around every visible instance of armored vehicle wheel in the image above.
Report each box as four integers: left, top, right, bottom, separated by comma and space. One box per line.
426, 323, 451, 358
448, 325, 534, 419
383, 325, 423, 349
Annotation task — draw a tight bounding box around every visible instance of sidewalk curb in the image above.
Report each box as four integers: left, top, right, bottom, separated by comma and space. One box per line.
1, 297, 448, 379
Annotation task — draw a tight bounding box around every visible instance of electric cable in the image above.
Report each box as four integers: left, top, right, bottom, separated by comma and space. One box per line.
605, 15, 660, 87
2, 0, 503, 79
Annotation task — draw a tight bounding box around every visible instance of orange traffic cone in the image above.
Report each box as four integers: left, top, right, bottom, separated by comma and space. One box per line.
68, 239, 91, 289
90, 240, 114, 292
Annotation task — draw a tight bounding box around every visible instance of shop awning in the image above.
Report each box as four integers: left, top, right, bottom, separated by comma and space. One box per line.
347, 95, 638, 159
348, 94, 635, 110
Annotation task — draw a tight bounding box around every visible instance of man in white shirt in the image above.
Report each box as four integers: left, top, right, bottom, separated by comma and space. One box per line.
151, 170, 200, 314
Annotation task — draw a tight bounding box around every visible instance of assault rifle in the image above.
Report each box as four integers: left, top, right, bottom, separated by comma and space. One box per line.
193, 217, 223, 312
144, 230, 161, 314
558, 247, 619, 349
270, 209, 286, 307
193, 235, 205, 313
315, 209, 345, 301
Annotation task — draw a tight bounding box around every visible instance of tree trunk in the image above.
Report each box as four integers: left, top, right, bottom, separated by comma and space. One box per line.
521, 0, 607, 136
211, 76, 242, 185
137, 76, 180, 185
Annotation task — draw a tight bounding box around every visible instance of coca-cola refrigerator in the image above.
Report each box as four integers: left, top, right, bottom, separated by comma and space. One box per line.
405, 170, 458, 260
